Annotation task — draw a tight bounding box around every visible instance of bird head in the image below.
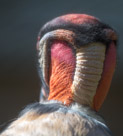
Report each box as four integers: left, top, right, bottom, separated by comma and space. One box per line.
37, 14, 117, 111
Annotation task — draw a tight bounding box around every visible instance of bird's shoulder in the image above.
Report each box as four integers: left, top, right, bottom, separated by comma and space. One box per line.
0, 101, 112, 136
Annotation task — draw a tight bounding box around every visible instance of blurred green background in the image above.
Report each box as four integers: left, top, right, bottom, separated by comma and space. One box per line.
0, 0, 123, 135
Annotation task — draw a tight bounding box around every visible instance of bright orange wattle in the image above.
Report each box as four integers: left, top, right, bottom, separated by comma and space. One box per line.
48, 41, 75, 105
93, 42, 116, 111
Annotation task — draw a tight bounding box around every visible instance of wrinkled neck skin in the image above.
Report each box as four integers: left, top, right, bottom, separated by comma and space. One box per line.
48, 40, 106, 109
48, 40, 75, 105
43, 39, 116, 111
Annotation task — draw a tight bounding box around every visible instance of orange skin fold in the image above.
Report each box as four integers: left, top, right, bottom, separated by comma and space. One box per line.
48, 41, 75, 105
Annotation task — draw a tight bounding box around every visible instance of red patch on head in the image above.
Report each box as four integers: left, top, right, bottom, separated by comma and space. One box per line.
48, 40, 76, 105
93, 42, 116, 111
50, 41, 75, 65
61, 14, 99, 24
